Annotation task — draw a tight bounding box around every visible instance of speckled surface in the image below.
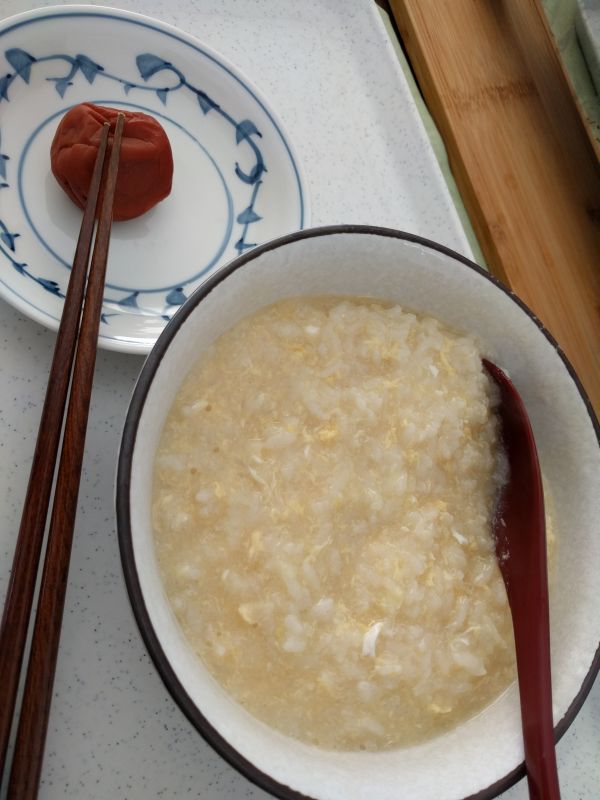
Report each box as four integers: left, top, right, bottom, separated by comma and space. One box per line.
0, 2, 598, 799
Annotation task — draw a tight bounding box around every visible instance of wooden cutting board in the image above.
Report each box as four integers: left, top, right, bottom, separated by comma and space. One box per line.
388, 0, 600, 414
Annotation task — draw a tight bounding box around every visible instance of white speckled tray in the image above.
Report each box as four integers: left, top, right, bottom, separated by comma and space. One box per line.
0, 2, 597, 799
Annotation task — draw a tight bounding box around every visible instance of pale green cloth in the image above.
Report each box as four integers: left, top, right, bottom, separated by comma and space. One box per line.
378, 1, 600, 267
544, 0, 600, 139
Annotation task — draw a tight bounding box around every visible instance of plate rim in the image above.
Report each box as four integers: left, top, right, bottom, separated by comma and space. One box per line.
0, 3, 310, 354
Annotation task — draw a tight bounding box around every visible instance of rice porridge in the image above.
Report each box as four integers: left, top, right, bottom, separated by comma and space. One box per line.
153, 297, 516, 750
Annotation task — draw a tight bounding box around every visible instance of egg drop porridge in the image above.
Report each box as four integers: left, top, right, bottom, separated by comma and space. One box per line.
152, 297, 515, 751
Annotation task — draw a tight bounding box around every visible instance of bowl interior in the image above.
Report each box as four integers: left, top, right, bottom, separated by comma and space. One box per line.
122, 228, 600, 800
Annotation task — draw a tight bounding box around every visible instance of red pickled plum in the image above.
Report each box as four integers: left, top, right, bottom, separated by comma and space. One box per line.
50, 103, 173, 221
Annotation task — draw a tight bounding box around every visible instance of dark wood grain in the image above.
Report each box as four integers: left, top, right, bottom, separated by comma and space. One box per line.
0, 123, 110, 776
3, 113, 124, 800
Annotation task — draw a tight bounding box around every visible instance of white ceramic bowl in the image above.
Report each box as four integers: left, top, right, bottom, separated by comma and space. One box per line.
117, 226, 600, 800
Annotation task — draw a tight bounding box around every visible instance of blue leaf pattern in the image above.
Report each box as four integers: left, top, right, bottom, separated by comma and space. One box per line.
50, 77, 72, 98
233, 122, 265, 185
118, 292, 140, 309
235, 119, 261, 144
196, 90, 219, 114
155, 87, 168, 105
5, 48, 36, 83
166, 287, 186, 306
37, 278, 61, 295
136, 53, 171, 81
234, 180, 262, 253
234, 236, 257, 254
0, 229, 19, 251
75, 54, 103, 84
236, 206, 262, 225
1, 219, 62, 290
0, 75, 11, 101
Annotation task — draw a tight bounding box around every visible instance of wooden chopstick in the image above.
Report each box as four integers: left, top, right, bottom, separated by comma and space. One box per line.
0, 121, 111, 776
0, 113, 124, 799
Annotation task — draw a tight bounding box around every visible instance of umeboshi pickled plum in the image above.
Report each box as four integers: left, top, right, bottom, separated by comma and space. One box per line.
50, 103, 173, 221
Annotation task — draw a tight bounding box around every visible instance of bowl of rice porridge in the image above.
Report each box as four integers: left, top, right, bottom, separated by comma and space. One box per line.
117, 225, 600, 800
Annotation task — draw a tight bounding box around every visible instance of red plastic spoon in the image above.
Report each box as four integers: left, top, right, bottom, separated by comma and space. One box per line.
483, 359, 560, 800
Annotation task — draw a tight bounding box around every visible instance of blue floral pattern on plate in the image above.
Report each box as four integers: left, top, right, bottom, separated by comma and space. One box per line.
0, 8, 307, 353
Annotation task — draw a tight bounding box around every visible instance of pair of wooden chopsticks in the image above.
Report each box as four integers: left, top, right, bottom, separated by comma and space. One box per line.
0, 114, 125, 799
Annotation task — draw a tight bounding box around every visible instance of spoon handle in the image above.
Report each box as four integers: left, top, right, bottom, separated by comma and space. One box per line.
483, 360, 560, 800
512, 564, 560, 800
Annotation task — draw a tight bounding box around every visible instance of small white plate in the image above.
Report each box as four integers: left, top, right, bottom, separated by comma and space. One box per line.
0, 5, 308, 353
